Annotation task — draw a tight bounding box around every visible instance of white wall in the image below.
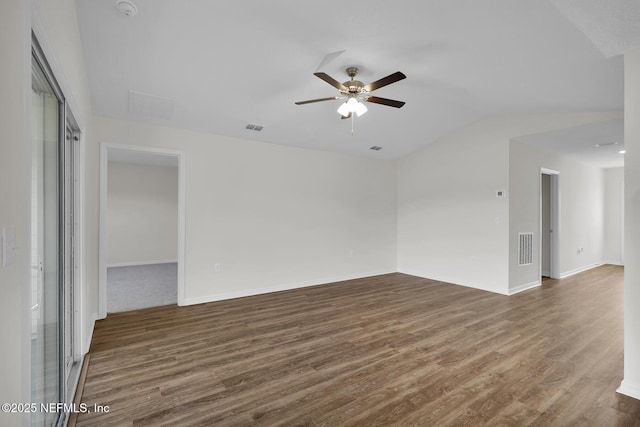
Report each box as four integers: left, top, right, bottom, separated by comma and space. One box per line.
604, 167, 624, 265
397, 117, 510, 294
397, 112, 621, 295
620, 47, 640, 400
107, 162, 178, 265
0, 1, 29, 425
95, 117, 398, 303
509, 140, 606, 290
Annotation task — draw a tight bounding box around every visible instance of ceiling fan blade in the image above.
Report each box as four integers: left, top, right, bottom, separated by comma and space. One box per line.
313, 72, 347, 91
365, 96, 406, 108
364, 71, 406, 92
295, 96, 339, 105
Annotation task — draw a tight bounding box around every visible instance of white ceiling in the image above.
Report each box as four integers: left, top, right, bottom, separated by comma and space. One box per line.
514, 118, 625, 168
548, 0, 640, 57
76, 0, 638, 165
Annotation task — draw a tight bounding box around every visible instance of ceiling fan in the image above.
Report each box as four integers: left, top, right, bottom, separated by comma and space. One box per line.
295, 67, 406, 119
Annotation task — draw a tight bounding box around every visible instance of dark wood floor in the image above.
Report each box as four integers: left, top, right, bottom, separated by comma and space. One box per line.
77, 265, 640, 426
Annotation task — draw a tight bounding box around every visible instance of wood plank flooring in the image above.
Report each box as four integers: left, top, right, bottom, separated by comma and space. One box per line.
76, 265, 640, 426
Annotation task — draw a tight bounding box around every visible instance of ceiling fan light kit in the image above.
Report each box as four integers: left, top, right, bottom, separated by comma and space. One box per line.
337, 96, 368, 117
296, 66, 406, 134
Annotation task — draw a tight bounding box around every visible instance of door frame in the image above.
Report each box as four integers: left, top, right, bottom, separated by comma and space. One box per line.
98, 143, 186, 318
62, 106, 84, 401
540, 168, 560, 279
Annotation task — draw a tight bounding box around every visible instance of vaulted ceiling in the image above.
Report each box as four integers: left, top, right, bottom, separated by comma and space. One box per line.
76, 0, 640, 166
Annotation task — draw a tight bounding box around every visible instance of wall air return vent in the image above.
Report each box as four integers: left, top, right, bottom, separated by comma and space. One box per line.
518, 232, 534, 266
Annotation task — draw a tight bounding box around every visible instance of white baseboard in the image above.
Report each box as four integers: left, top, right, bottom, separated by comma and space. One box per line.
508, 280, 541, 295
182, 269, 396, 306
107, 259, 178, 268
83, 312, 100, 355
602, 260, 624, 266
398, 269, 508, 295
617, 380, 640, 401
560, 262, 603, 279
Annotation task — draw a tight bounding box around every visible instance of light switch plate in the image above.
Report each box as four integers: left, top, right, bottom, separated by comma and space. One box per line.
2, 226, 16, 267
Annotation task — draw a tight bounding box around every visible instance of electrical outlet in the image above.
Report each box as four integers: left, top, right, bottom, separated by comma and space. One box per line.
214, 263, 221, 273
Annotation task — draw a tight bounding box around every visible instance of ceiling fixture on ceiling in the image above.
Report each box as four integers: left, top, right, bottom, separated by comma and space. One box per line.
296, 67, 406, 135
116, 0, 138, 17
595, 141, 619, 147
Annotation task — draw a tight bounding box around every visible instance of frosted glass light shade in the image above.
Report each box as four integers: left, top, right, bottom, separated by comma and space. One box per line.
346, 97, 359, 111
337, 102, 350, 117
337, 98, 367, 117
354, 101, 368, 116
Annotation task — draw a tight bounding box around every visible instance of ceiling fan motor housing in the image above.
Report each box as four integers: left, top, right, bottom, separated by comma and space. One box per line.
342, 67, 366, 95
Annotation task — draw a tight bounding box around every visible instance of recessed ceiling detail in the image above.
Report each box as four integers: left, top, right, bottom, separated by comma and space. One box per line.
514, 117, 624, 168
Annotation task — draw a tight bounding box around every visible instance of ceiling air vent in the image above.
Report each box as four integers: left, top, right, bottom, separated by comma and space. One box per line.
518, 232, 534, 266
370, 146, 382, 151
245, 124, 263, 131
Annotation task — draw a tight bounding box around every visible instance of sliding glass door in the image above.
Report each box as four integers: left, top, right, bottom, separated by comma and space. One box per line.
31, 40, 81, 427
31, 51, 62, 427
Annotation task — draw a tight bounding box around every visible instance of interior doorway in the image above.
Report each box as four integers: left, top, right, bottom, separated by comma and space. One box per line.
540, 168, 560, 279
99, 144, 185, 318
